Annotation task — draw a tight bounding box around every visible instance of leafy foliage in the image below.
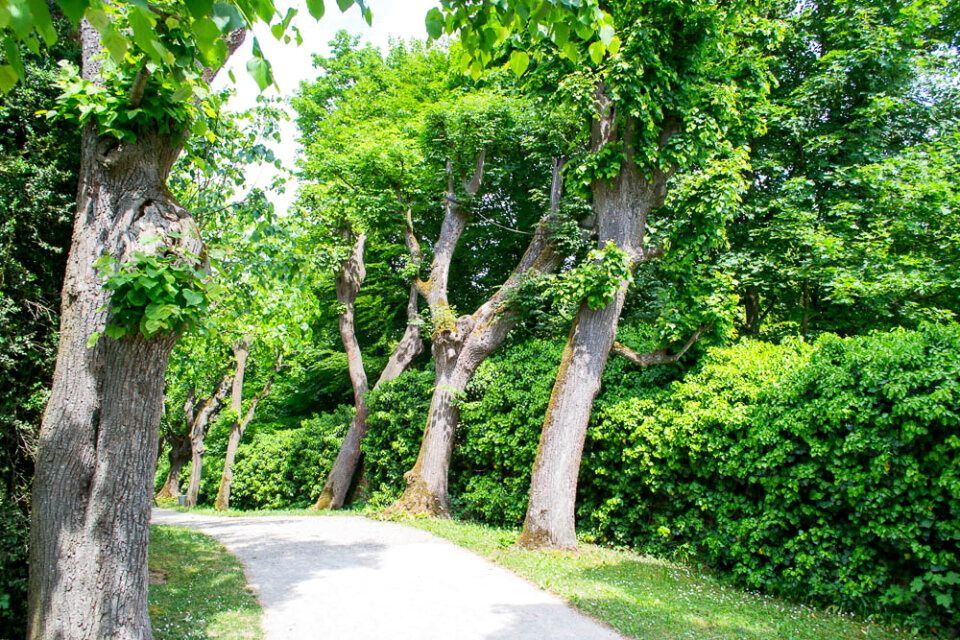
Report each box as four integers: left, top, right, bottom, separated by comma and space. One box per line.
226, 408, 353, 510
91, 246, 212, 345
580, 324, 960, 634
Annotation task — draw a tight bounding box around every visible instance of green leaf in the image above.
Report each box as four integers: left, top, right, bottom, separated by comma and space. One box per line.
100, 26, 128, 62
305, 0, 325, 20
0, 64, 16, 93
86, 331, 102, 348
509, 50, 529, 77
26, 0, 56, 45
2, 37, 22, 82
193, 15, 222, 59
247, 55, 273, 91
934, 592, 953, 608
210, 2, 246, 32
57, 0, 89, 24
182, 289, 205, 307
425, 8, 444, 40
598, 23, 615, 46
335, 0, 352, 11
588, 41, 604, 65
185, 0, 214, 18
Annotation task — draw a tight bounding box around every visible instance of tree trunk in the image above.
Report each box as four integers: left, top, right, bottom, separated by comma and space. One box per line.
518, 88, 676, 550
744, 285, 760, 334
213, 337, 250, 511
315, 232, 371, 509
25, 22, 215, 639
214, 349, 280, 511
157, 390, 196, 499
156, 431, 191, 499
184, 373, 232, 508
392, 158, 566, 516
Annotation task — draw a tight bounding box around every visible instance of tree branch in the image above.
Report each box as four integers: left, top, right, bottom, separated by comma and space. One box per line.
612, 322, 712, 368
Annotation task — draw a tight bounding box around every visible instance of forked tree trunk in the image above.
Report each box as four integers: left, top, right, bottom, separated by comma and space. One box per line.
315, 232, 370, 509
25, 22, 231, 640
518, 88, 678, 550
393, 158, 565, 516
214, 349, 280, 511
317, 208, 427, 510
184, 373, 232, 508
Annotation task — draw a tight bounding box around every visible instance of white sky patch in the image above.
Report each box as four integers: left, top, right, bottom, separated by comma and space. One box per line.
212, 0, 440, 215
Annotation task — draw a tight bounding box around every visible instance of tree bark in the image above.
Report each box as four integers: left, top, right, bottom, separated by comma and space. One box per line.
156, 431, 191, 499
315, 232, 371, 509
184, 373, 232, 508
743, 285, 760, 334
392, 157, 566, 516
611, 322, 711, 368
214, 349, 280, 511
518, 87, 678, 550
24, 21, 233, 640
317, 202, 427, 510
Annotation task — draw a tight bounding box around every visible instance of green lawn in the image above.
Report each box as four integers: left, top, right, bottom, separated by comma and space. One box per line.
399, 516, 912, 640
148, 525, 263, 639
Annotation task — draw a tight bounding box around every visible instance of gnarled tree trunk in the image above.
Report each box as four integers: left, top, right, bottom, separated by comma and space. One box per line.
518, 88, 678, 550
317, 202, 427, 510
315, 232, 370, 509
184, 373, 232, 508
157, 389, 196, 499
214, 348, 281, 511
25, 22, 240, 640
393, 158, 566, 516
156, 431, 191, 499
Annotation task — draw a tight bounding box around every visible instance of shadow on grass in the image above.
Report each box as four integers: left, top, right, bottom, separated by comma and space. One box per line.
149, 525, 263, 640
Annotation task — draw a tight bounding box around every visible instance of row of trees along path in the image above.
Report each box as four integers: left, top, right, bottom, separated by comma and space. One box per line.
4, 0, 899, 636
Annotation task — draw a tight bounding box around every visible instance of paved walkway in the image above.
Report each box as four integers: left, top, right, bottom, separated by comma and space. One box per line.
151, 509, 622, 640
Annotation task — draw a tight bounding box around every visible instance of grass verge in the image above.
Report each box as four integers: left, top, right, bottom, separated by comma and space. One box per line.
148, 525, 263, 639
398, 516, 911, 640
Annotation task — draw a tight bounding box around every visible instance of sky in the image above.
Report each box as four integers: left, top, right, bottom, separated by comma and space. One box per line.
212, 0, 440, 213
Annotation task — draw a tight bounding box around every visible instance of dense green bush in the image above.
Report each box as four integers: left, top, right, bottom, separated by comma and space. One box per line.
229, 407, 352, 510
362, 335, 677, 524
580, 325, 960, 634
363, 367, 435, 508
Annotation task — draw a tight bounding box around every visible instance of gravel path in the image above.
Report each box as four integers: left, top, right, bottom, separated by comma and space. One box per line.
151, 509, 622, 640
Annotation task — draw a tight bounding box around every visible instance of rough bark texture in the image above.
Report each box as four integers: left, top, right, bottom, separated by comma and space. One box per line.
214, 348, 280, 511
25, 21, 221, 640
518, 87, 678, 550
184, 373, 232, 508
392, 157, 566, 516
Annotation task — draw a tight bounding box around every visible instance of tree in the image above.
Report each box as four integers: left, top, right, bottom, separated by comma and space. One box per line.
432, 0, 777, 548
389, 96, 576, 515
293, 36, 442, 509
728, 0, 960, 336
5, 1, 365, 636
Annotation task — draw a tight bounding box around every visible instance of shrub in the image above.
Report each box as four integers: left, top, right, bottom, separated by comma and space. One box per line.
363, 367, 435, 507
580, 325, 960, 634
228, 407, 353, 510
